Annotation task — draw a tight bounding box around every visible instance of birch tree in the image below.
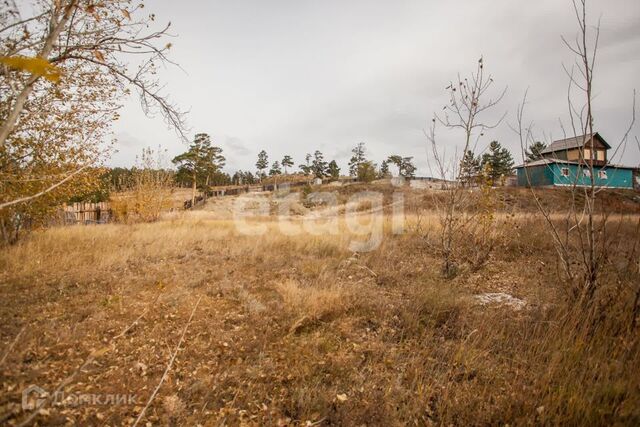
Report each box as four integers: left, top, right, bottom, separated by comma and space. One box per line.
0, 0, 185, 240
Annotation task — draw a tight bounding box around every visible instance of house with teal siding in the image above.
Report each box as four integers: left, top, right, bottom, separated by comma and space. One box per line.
516, 133, 637, 189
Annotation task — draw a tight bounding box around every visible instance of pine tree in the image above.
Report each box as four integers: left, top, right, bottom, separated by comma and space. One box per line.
256, 150, 268, 179
481, 141, 514, 184
281, 155, 294, 174
387, 155, 403, 176
526, 141, 547, 161
232, 170, 257, 185
299, 153, 312, 175
328, 160, 340, 180
379, 160, 390, 178
349, 142, 367, 177
232, 171, 242, 185
357, 161, 377, 183
269, 161, 282, 176
387, 155, 416, 177
459, 150, 481, 185
244, 171, 257, 184
311, 150, 328, 178
400, 157, 416, 178
172, 133, 225, 206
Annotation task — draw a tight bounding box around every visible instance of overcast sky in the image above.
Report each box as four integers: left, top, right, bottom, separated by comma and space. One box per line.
110, 0, 640, 175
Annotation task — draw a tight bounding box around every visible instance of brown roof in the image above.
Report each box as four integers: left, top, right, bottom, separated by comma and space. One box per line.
540, 132, 610, 154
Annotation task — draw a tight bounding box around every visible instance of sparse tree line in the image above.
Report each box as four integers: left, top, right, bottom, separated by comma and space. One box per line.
65, 136, 426, 210
253, 142, 418, 182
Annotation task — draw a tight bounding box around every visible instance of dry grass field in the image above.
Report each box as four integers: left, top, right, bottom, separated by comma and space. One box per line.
1, 185, 639, 426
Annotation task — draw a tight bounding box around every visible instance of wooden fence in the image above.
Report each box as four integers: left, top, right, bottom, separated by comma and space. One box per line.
63, 202, 111, 224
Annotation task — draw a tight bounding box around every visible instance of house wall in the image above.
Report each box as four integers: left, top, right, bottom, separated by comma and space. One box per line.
544, 135, 608, 165
565, 148, 606, 162
566, 149, 580, 161
552, 164, 633, 188
583, 148, 606, 162
516, 165, 554, 186
517, 164, 634, 188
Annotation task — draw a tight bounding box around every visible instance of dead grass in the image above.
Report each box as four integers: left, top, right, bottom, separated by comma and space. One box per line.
0, 187, 639, 425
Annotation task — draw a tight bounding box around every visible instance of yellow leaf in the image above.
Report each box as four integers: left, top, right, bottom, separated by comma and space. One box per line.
90, 346, 111, 358
0, 56, 61, 82
122, 9, 131, 20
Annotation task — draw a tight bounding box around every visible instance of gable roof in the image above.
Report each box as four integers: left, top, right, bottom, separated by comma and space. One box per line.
540, 132, 610, 154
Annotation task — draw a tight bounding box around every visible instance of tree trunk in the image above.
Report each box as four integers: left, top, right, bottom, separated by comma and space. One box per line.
191, 170, 197, 208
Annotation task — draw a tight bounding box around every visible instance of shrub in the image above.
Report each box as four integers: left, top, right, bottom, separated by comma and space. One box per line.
111, 147, 174, 223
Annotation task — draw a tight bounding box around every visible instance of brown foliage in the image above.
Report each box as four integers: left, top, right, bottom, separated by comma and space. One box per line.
110, 147, 174, 224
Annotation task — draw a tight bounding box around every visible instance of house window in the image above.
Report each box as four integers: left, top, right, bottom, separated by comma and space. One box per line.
598, 170, 607, 179
560, 168, 570, 177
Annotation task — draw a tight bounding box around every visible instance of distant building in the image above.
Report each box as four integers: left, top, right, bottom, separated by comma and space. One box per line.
539, 133, 609, 165
515, 133, 636, 189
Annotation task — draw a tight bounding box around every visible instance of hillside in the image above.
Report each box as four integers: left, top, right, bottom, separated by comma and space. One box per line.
1, 184, 639, 425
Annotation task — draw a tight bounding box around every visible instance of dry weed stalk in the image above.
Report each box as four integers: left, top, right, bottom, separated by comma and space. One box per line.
514, 0, 637, 322
132, 295, 202, 427
426, 58, 506, 277
0, 325, 26, 367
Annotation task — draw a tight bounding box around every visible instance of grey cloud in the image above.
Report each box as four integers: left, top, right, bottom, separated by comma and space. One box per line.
222, 136, 251, 156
